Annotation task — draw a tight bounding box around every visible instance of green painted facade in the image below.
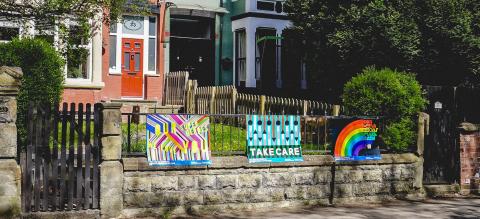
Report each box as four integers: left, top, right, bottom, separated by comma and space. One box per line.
218, 0, 235, 85
164, 0, 241, 85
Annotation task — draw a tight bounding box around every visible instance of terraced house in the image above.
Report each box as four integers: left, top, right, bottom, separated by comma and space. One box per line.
0, 0, 296, 105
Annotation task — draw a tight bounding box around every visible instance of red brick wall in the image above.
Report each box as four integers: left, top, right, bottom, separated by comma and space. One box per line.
61, 10, 165, 104
460, 130, 480, 186
62, 89, 102, 104
145, 75, 163, 101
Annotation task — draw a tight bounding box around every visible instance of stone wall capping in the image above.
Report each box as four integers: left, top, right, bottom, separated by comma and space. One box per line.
123, 154, 417, 171
458, 122, 480, 132
334, 153, 419, 166
101, 102, 123, 109
0, 66, 23, 95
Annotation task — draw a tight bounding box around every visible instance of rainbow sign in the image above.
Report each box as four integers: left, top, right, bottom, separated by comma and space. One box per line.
334, 119, 381, 161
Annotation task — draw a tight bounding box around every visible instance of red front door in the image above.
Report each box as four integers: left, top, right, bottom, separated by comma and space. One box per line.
121, 38, 144, 98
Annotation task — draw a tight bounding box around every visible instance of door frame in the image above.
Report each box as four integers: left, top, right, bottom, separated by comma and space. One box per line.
121, 38, 145, 99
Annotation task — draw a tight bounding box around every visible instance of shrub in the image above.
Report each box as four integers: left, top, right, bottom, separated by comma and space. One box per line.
0, 38, 64, 144
342, 67, 427, 151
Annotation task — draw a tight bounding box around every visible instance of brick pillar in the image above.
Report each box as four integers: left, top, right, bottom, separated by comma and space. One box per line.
458, 122, 480, 194
0, 66, 22, 217
99, 103, 123, 218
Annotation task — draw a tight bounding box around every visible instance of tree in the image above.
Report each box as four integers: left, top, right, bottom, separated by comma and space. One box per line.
0, 38, 65, 144
342, 67, 427, 151
284, 0, 480, 98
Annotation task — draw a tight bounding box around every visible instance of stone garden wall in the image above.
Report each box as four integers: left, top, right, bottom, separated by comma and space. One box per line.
120, 153, 420, 218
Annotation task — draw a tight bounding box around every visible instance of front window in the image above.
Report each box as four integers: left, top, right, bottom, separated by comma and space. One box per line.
148, 16, 156, 72
34, 19, 55, 45
66, 25, 91, 79
235, 30, 246, 86
0, 26, 19, 42
109, 23, 118, 70
257, 0, 284, 13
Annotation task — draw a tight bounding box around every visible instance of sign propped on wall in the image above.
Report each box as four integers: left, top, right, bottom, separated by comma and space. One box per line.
333, 119, 381, 161
246, 115, 303, 163
146, 114, 211, 166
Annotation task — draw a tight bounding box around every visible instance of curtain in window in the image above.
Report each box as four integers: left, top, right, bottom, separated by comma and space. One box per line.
236, 31, 246, 83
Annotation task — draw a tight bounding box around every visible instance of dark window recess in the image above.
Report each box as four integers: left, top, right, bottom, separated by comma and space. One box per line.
275, 1, 283, 13
257, 1, 275, 11
0, 27, 19, 41
170, 17, 213, 39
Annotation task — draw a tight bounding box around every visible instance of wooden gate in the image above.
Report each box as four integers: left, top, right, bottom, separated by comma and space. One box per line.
21, 103, 102, 212
423, 86, 460, 184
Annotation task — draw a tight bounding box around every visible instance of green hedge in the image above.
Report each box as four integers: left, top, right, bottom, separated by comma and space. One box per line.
0, 38, 64, 144
342, 67, 427, 151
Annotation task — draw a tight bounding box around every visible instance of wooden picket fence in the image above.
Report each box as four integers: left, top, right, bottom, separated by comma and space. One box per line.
21, 103, 101, 212
163, 71, 189, 106
185, 80, 341, 115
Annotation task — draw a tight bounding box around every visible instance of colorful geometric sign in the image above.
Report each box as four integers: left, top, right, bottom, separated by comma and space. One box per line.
334, 119, 380, 161
146, 114, 211, 166
246, 115, 303, 163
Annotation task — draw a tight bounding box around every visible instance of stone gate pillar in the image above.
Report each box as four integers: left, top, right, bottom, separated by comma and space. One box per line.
99, 103, 123, 218
0, 66, 23, 217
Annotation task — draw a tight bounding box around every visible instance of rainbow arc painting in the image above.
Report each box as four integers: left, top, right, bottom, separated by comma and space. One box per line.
334, 119, 381, 161
146, 114, 211, 166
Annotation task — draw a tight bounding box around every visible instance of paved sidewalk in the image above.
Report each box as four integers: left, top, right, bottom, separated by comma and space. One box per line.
205, 198, 480, 219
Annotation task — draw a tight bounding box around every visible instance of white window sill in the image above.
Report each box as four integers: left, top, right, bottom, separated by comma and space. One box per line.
145, 73, 160, 77
64, 81, 105, 89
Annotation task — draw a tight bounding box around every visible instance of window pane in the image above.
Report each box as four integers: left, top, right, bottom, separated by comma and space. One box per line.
124, 52, 130, 69
134, 53, 140, 71
122, 15, 144, 35
67, 25, 90, 79
148, 38, 156, 71
109, 35, 117, 69
149, 17, 156, 36
235, 30, 246, 83
67, 47, 89, 79
110, 23, 117, 33
257, 1, 275, 11
34, 18, 55, 44
69, 25, 88, 45
0, 27, 19, 41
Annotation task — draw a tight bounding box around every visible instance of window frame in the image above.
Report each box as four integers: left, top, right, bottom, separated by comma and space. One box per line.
234, 29, 247, 87
0, 19, 21, 43
63, 19, 94, 83
109, 22, 122, 74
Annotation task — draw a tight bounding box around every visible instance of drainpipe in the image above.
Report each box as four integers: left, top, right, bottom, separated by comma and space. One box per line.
218, 0, 224, 85
157, 1, 175, 105
157, 0, 167, 104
